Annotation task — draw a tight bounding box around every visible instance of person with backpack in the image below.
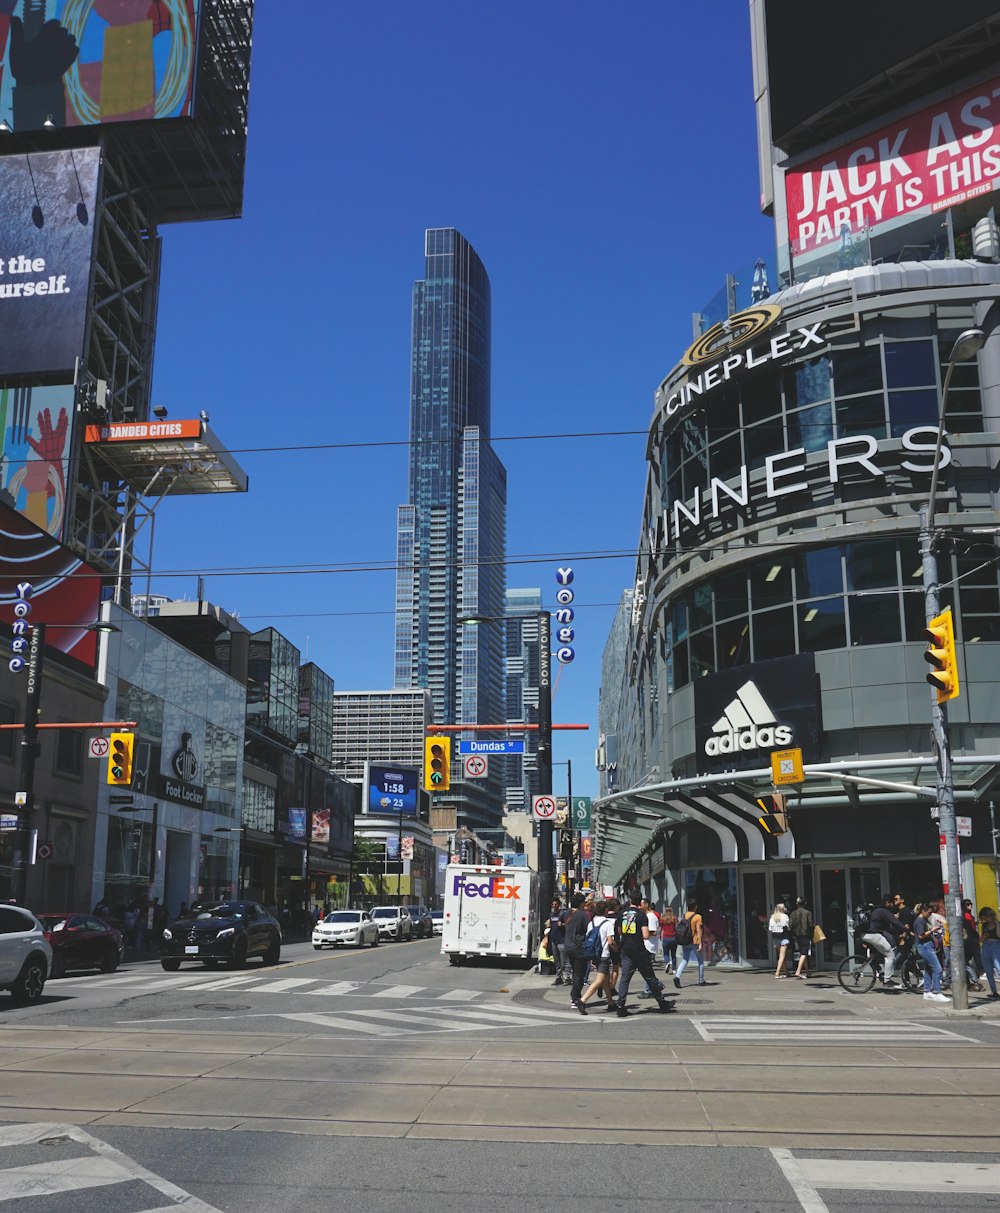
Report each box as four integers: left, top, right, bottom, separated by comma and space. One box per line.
638, 897, 661, 999
861, 895, 907, 986
614, 894, 670, 1016
562, 891, 592, 1009
673, 899, 704, 987
577, 898, 620, 1014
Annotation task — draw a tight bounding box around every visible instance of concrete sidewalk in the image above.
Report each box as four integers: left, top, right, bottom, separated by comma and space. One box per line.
524, 961, 1000, 1021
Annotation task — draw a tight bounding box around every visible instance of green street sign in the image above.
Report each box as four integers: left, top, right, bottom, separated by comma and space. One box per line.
572, 796, 592, 830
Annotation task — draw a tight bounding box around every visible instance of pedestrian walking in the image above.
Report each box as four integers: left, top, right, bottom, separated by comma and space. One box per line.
639, 897, 660, 998
672, 899, 705, 987
548, 900, 569, 987
660, 907, 678, 974
914, 901, 949, 1002
979, 908, 1000, 999
614, 895, 670, 1016
563, 892, 592, 1009
961, 900, 984, 989
578, 898, 619, 1013
769, 903, 791, 978
788, 897, 814, 980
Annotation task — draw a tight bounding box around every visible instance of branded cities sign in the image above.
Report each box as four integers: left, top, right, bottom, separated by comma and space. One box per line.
694, 654, 819, 774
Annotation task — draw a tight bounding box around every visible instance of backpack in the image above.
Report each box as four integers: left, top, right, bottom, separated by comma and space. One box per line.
854, 905, 873, 934
583, 920, 604, 960
675, 914, 693, 947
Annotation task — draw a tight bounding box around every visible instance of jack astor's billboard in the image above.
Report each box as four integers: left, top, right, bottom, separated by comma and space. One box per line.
786, 74, 1000, 256
0, 146, 100, 376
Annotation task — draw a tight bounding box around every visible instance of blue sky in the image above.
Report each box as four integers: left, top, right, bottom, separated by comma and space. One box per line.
146, 2, 774, 798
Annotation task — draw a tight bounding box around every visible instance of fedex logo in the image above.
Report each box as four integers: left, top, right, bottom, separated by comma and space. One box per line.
453, 874, 521, 899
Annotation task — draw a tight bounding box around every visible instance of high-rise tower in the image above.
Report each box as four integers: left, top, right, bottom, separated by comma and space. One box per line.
394, 229, 507, 833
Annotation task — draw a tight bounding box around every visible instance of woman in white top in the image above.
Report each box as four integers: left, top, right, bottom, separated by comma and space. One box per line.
578, 898, 620, 1013
769, 902, 791, 978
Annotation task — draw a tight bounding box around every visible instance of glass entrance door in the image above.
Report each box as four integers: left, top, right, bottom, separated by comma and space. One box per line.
816, 863, 885, 962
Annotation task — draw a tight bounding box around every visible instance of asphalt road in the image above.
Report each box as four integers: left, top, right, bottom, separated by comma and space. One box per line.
0, 938, 998, 1211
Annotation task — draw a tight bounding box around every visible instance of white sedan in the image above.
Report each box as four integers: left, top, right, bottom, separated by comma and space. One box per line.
312, 910, 380, 950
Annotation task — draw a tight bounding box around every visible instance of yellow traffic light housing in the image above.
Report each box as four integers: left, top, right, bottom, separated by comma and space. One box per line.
756, 795, 788, 836
107, 731, 134, 786
423, 735, 451, 792
924, 608, 960, 703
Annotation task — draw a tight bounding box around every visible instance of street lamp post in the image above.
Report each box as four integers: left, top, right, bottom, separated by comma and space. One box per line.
921, 317, 997, 1010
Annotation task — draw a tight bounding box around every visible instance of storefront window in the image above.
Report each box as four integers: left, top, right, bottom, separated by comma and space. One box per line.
685, 867, 739, 964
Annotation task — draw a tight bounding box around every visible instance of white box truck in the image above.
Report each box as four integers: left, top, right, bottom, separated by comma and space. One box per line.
441, 864, 537, 965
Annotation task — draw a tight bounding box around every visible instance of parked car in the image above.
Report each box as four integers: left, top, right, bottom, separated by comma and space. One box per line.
370, 906, 413, 941
37, 913, 124, 978
429, 909, 443, 936
0, 905, 51, 1004
313, 910, 379, 950
407, 905, 434, 938
160, 900, 281, 970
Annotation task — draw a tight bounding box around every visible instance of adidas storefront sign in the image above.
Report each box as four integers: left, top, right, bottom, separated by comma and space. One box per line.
695, 655, 818, 773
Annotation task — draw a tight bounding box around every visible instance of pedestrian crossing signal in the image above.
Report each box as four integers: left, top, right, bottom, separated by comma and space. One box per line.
423, 735, 451, 792
107, 732, 134, 786
924, 608, 959, 704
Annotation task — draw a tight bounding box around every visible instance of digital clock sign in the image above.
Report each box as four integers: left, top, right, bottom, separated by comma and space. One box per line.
365, 762, 419, 816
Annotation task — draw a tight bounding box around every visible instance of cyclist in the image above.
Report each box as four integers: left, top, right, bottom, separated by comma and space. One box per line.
860, 895, 907, 986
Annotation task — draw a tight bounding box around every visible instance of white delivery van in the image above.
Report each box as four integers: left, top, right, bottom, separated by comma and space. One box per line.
441, 864, 537, 965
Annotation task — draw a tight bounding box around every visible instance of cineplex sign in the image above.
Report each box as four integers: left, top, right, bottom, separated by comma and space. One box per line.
656, 304, 951, 540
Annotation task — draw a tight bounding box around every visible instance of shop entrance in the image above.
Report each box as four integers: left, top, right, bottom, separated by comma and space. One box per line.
740, 866, 804, 965
816, 863, 886, 962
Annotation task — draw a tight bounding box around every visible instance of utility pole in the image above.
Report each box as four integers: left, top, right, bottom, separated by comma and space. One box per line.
536, 611, 553, 929
13, 624, 44, 905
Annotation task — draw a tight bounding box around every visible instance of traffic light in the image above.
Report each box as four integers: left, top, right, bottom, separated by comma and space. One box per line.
423, 735, 451, 792
107, 731, 134, 786
756, 795, 788, 835
924, 608, 960, 703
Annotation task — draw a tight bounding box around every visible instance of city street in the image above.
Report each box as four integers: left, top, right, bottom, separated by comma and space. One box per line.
1, 939, 998, 1210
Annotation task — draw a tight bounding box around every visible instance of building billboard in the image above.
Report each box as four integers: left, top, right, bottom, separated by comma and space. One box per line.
0, 146, 100, 377
786, 75, 1000, 257
0, 383, 76, 537
0, 2, 200, 133
364, 762, 419, 817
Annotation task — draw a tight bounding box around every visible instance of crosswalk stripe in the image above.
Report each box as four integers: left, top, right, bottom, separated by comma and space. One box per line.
419, 1007, 560, 1028
238, 978, 317, 993
308, 981, 360, 996
371, 985, 425, 998
479, 1001, 577, 1021
438, 989, 480, 1001
692, 1017, 975, 1043
346, 1007, 510, 1031
0, 1155, 134, 1200
278, 1012, 399, 1036
179, 975, 260, 991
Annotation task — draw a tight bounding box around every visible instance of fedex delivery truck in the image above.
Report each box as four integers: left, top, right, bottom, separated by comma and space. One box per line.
441, 864, 537, 964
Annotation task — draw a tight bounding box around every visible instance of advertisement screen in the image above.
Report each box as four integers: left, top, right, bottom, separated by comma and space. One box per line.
0, 146, 100, 376
786, 74, 1000, 256
764, 1, 999, 143
0, 2, 200, 133
0, 500, 101, 669
366, 763, 419, 816
0, 383, 76, 538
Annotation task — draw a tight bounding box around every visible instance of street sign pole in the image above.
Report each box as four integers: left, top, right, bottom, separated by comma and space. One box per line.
536, 612, 553, 928
13, 623, 44, 905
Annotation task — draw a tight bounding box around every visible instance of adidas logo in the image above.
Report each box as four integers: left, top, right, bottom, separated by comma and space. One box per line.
705, 680, 793, 756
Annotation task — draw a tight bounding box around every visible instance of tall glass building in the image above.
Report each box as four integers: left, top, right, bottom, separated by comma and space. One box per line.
394, 229, 507, 832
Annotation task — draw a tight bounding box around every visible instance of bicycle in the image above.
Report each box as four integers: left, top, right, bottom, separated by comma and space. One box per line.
837, 942, 923, 993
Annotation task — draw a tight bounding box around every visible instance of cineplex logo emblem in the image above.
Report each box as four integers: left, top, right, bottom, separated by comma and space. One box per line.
706, 680, 793, 757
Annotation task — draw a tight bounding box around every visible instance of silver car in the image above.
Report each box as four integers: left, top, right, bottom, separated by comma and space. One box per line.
313, 910, 380, 950
0, 905, 52, 1004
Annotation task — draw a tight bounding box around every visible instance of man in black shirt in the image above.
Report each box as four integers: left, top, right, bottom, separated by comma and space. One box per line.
863, 895, 907, 986
548, 900, 568, 985
562, 892, 592, 1010
614, 894, 670, 1017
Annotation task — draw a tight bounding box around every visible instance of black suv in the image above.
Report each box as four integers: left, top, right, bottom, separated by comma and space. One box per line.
407, 905, 434, 938
160, 900, 281, 970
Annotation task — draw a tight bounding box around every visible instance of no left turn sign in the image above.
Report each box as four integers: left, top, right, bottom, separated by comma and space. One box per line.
532, 795, 557, 821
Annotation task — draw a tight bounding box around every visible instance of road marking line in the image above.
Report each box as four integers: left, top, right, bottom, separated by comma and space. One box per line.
308, 981, 361, 996
478, 1001, 578, 1020
179, 975, 261, 991
370, 985, 425, 998
239, 978, 317, 993
277, 1012, 399, 1036
690, 1017, 975, 1043
348, 1008, 520, 1031
438, 989, 480, 1001
0, 1155, 134, 1201
771, 1148, 830, 1213
797, 1158, 1000, 1192
420, 1007, 563, 1027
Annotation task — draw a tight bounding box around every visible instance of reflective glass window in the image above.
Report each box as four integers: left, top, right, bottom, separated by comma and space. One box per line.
689, 584, 713, 631
712, 569, 749, 620
795, 546, 843, 598
690, 630, 715, 680
672, 639, 690, 688
788, 401, 834, 452
797, 598, 846, 651
792, 355, 832, 407
709, 432, 742, 482
884, 340, 936, 389
848, 593, 901, 646
836, 392, 885, 439
750, 559, 792, 607
744, 422, 776, 471
672, 598, 688, 643
741, 371, 781, 426
752, 605, 796, 661
846, 541, 897, 591
716, 616, 750, 668
888, 388, 938, 437
833, 344, 883, 396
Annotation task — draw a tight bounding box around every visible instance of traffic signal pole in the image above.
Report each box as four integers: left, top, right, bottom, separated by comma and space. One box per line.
12, 623, 44, 905
920, 505, 967, 1009
536, 611, 554, 930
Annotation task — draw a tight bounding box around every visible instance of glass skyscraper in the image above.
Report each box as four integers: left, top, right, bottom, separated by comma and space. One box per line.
394, 229, 508, 833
